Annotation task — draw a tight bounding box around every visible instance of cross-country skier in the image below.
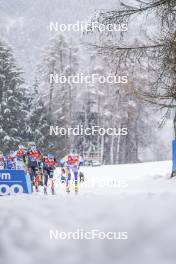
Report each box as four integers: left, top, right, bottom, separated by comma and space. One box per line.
0, 151, 6, 169
13, 144, 27, 170
6, 151, 16, 169
43, 153, 58, 195
27, 143, 42, 192
61, 150, 83, 193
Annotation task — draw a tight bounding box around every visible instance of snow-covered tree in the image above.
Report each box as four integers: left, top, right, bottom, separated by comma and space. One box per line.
0, 40, 28, 152
26, 79, 52, 153
36, 34, 80, 156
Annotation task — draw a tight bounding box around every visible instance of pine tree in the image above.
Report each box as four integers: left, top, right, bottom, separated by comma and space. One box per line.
26, 80, 51, 153
36, 34, 80, 157
0, 41, 28, 153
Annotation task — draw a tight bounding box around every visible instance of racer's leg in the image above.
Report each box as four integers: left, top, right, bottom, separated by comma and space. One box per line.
28, 166, 35, 191
49, 169, 55, 195
34, 166, 39, 192
43, 169, 49, 194
66, 166, 71, 193
72, 165, 78, 192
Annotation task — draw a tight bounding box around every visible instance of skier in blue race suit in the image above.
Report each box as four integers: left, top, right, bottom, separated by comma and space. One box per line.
61, 150, 83, 193
5, 151, 16, 169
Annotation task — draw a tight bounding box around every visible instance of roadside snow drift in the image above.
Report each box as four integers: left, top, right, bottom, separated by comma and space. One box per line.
1, 160, 176, 264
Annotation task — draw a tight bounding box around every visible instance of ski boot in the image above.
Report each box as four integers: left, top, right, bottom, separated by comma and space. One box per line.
66, 184, 70, 194
75, 183, 78, 194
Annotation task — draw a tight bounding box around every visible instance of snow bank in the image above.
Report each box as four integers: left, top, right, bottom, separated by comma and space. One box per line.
0, 161, 176, 264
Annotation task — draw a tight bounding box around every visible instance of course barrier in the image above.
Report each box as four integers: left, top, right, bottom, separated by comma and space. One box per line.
0, 170, 32, 196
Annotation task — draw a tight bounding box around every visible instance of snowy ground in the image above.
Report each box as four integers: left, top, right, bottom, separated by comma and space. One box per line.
1, 160, 176, 264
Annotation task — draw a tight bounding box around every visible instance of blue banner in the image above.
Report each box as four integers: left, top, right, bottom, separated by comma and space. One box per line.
0, 170, 32, 196
172, 140, 176, 172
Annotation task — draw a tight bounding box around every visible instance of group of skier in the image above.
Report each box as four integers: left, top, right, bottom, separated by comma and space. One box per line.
0, 143, 83, 195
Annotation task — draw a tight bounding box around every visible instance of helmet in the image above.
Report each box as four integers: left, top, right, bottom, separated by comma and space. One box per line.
31, 145, 37, 152
28, 142, 36, 147
28, 142, 37, 151
69, 147, 77, 155
48, 153, 55, 159
18, 144, 25, 150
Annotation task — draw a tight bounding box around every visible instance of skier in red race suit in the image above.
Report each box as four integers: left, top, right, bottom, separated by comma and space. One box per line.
43, 153, 58, 195
27, 143, 42, 192
13, 144, 26, 170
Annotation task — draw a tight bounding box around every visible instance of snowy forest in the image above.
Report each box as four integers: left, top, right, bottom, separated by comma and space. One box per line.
0, 0, 175, 164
